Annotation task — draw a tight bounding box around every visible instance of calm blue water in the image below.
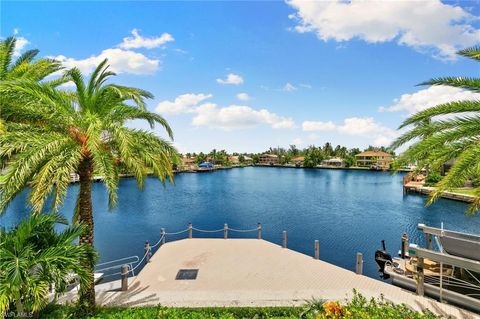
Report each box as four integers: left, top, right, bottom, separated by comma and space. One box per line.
1, 167, 479, 280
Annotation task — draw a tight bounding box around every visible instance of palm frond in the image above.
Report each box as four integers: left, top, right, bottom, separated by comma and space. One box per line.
457, 46, 480, 61
418, 77, 480, 93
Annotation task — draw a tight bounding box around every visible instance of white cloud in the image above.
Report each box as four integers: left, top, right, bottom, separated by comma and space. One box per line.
287, 0, 480, 60
379, 85, 480, 115
283, 82, 297, 92
236, 93, 250, 101
119, 29, 174, 49
51, 48, 159, 75
302, 121, 336, 131
292, 138, 304, 145
192, 104, 295, 130
13, 37, 29, 57
302, 117, 397, 146
216, 73, 244, 85
156, 93, 294, 130
156, 93, 212, 114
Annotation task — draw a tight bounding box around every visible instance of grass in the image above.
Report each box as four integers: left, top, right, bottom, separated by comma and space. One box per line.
40, 292, 442, 319
451, 188, 478, 196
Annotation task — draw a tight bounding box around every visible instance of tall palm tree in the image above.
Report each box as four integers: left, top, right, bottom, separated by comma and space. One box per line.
0, 59, 179, 312
0, 213, 94, 315
391, 46, 480, 213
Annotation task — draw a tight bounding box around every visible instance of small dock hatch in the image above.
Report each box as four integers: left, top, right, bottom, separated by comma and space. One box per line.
175, 269, 199, 280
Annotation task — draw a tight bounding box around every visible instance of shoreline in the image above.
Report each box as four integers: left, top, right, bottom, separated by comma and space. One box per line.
72, 166, 477, 205
404, 183, 477, 204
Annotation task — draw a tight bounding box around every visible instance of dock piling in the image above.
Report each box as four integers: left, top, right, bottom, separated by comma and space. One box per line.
257, 223, 262, 239
161, 228, 166, 245
282, 231, 288, 248
416, 257, 425, 296
224, 224, 228, 239
121, 264, 130, 291
314, 240, 319, 259
401, 233, 409, 258
356, 252, 363, 274
188, 223, 193, 239
144, 241, 151, 264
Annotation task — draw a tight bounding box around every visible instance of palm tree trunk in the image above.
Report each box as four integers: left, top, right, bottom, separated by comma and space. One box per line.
77, 158, 96, 313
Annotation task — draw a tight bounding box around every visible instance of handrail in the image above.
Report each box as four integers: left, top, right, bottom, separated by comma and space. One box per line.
96, 255, 139, 268
192, 227, 224, 233
98, 224, 262, 280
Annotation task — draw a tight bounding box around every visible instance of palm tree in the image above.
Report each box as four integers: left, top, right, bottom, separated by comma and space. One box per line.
0, 36, 63, 83
0, 37, 64, 133
0, 213, 94, 315
391, 46, 480, 213
0, 59, 179, 312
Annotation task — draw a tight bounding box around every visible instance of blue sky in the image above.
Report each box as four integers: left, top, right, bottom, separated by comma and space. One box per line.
2, 0, 480, 153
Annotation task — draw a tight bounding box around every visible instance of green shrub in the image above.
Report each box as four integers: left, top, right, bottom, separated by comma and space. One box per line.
40, 292, 441, 319
424, 172, 443, 187
343, 290, 439, 319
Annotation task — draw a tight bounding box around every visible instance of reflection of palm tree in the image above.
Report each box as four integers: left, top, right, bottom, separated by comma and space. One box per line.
0, 59, 178, 312
391, 46, 480, 213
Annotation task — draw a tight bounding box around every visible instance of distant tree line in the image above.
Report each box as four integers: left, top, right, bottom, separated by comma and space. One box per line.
182, 143, 394, 168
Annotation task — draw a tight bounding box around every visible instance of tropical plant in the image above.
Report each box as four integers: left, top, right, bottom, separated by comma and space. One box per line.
391, 46, 480, 213
0, 37, 64, 134
0, 213, 94, 315
0, 59, 179, 312
0, 37, 63, 82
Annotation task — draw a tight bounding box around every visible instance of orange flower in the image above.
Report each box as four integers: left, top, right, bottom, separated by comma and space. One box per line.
323, 301, 344, 318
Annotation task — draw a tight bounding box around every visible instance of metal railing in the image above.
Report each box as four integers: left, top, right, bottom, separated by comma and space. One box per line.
98, 223, 349, 291
107, 223, 264, 290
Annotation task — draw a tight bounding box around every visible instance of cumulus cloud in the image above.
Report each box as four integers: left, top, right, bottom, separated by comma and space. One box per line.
216, 73, 244, 85
51, 48, 159, 75
302, 117, 397, 146
156, 93, 294, 130
13, 37, 29, 57
283, 82, 298, 92
302, 121, 336, 131
192, 104, 295, 130
119, 29, 174, 49
156, 93, 213, 114
236, 93, 250, 101
11, 29, 28, 57
379, 85, 480, 115
287, 0, 480, 60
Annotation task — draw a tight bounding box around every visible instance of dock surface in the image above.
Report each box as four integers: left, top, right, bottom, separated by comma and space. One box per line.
95, 238, 477, 318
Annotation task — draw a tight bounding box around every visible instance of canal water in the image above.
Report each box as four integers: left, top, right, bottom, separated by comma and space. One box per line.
1, 167, 479, 280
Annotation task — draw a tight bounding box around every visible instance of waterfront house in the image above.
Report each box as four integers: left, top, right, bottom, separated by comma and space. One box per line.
292, 156, 305, 167
259, 154, 279, 165
355, 151, 392, 169
228, 156, 240, 164
321, 157, 345, 168
181, 157, 197, 171
243, 156, 253, 164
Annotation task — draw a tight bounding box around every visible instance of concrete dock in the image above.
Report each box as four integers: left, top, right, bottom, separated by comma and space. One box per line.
90, 238, 478, 318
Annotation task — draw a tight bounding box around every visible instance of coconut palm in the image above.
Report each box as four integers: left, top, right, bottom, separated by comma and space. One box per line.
0, 213, 94, 315
391, 46, 480, 213
0, 59, 179, 312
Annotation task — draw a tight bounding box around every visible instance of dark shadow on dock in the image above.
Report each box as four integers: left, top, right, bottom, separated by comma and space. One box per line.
96, 281, 160, 307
